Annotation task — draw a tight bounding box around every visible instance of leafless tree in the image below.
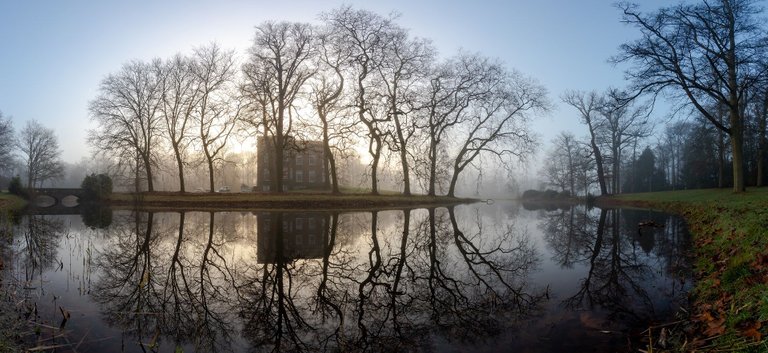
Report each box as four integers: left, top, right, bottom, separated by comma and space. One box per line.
191, 43, 241, 192
597, 89, 653, 194
541, 131, 582, 195
0, 111, 14, 174
89, 59, 164, 191
447, 68, 547, 197
242, 22, 314, 193
614, 0, 768, 192
375, 26, 435, 195
322, 6, 396, 195
413, 53, 494, 196
563, 90, 609, 195
158, 54, 200, 192
308, 25, 353, 194
16, 120, 64, 188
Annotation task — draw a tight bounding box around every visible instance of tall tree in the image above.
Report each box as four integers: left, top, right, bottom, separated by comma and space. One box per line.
89, 59, 164, 191
542, 131, 580, 195
323, 6, 394, 195
375, 26, 435, 195
0, 111, 14, 174
597, 89, 652, 194
615, 0, 768, 192
563, 90, 609, 195
415, 53, 498, 196
243, 22, 314, 193
158, 54, 199, 192
308, 25, 351, 194
17, 120, 64, 188
191, 43, 240, 192
447, 69, 547, 197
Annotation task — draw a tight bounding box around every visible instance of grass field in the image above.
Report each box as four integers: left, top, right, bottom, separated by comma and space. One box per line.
608, 188, 768, 352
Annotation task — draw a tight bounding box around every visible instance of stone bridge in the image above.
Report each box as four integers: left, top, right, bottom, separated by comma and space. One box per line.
32, 188, 85, 208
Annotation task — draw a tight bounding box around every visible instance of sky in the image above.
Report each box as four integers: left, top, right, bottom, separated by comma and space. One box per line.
0, 0, 671, 165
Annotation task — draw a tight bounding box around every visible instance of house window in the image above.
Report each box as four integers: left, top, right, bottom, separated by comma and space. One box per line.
308, 154, 315, 166
263, 185, 270, 191
296, 154, 303, 166
308, 218, 316, 230
264, 168, 270, 181
308, 170, 316, 183
295, 218, 304, 230
295, 233, 303, 245
295, 170, 303, 182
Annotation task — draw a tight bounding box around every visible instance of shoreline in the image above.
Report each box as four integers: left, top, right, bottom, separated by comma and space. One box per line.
599, 188, 768, 351
104, 191, 479, 212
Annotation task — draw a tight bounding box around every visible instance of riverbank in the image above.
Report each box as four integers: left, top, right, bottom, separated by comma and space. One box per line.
0, 193, 24, 352
106, 191, 477, 211
0, 193, 26, 211
603, 188, 768, 352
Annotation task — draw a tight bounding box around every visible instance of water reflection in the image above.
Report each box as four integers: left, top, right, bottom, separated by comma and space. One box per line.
2, 203, 691, 352
536, 206, 692, 352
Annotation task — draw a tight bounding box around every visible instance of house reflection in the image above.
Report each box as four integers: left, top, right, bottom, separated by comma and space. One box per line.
256, 212, 329, 263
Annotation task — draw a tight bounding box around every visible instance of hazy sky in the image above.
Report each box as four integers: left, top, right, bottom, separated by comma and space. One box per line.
0, 0, 669, 164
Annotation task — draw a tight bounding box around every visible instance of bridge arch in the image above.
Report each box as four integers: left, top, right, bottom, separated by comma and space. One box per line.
32, 188, 85, 208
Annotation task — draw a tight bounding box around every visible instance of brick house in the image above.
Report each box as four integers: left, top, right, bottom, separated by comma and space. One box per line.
256, 136, 327, 192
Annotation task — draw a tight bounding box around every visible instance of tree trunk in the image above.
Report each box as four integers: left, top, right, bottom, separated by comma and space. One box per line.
427, 134, 438, 196
207, 156, 215, 192
757, 95, 767, 187
173, 144, 186, 192
392, 113, 410, 196
589, 134, 608, 195
370, 139, 381, 195
730, 109, 746, 192
321, 116, 339, 194
144, 153, 154, 192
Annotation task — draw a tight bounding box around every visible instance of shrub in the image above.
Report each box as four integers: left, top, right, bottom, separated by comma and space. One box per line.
8, 176, 27, 199
81, 173, 113, 201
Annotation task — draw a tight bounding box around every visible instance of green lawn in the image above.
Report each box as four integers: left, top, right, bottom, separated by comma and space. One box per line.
609, 188, 768, 352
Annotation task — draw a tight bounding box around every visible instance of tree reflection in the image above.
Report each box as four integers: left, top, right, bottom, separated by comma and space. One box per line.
92, 211, 239, 352
81, 207, 546, 352
17, 215, 65, 281
539, 205, 691, 338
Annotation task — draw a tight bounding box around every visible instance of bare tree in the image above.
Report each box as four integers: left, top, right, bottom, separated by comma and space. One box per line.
242, 22, 315, 193
598, 89, 653, 194
416, 53, 510, 196
757, 89, 768, 186
375, 26, 435, 195
89, 59, 164, 191
615, 0, 768, 192
323, 6, 395, 195
0, 111, 14, 174
158, 54, 200, 192
563, 90, 609, 195
191, 43, 241, 192
447, 69, 547, 197
542, 131, 580, 195
308, 25, 353, 194
16, 120, 64, 188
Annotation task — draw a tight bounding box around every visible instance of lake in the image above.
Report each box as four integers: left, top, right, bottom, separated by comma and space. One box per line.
0, 201, 692, 352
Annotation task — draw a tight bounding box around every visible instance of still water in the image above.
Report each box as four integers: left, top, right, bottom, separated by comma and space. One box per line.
1, 201, 691, 352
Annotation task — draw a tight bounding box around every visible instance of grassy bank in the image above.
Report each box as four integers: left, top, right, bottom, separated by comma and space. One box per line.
107, 191, 477, 211
0, 193, 26, 211
606, 188, 768, 352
